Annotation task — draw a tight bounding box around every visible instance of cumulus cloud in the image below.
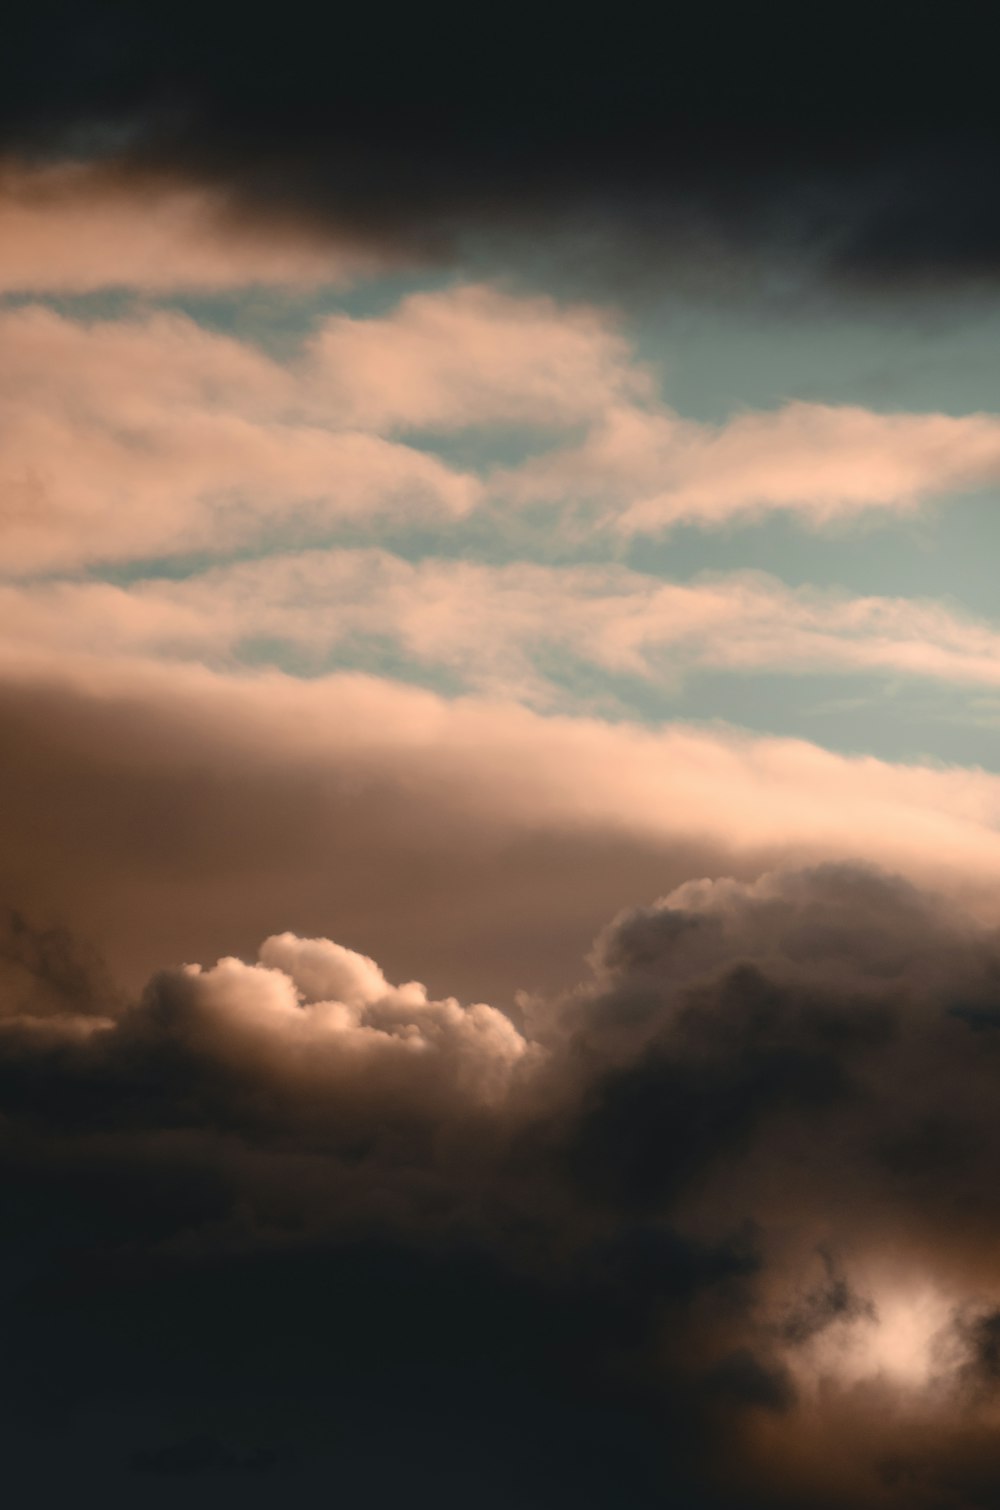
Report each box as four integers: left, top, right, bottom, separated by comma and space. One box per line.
170, 933, 532, 1115
7, 864, 1000, 1505
542, 864, 1000, 1505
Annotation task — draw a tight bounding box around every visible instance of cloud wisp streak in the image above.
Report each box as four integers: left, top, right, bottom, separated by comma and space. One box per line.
4, 554, 1000, 710
4, 289, 1000, 576
500, 400, 1000, 534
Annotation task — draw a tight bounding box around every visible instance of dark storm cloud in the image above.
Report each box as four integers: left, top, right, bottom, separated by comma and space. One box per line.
6, 862, 1000, 1505
4, 1, 1000, 290
0, 907, 119, 1021
129, 1435, 288, 1477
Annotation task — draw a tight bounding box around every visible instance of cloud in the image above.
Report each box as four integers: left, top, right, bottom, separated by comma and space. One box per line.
0, 285, 650, 574
7, 14, 1000, 1503
551, 864, 1000, 1503
502, 400, 1000, 532
164, 933, 532, 1117
0, 306, 480, 573
301, 283, 650, 432
2, 653, 1000, 1012
0, 159, 378, 292
7, 862, 1000, 1503
6, 553, 1000, 705
4, 5, 1000, 293
6, 292, 1000, 576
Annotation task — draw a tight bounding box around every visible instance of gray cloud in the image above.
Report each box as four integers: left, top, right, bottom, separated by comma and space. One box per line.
5, 4, 1000, 297
3, 656, 999, 1012
6, 857, 1000, 1505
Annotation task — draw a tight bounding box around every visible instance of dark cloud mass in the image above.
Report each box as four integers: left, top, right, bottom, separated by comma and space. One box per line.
4, 1, 1000, 288
5, 862, 1000, 1506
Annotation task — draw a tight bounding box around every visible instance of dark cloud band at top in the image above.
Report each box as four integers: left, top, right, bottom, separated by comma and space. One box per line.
5, 1, 1000, 289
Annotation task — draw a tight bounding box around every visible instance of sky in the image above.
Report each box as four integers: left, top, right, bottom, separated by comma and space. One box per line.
4, 5, 1000, 1507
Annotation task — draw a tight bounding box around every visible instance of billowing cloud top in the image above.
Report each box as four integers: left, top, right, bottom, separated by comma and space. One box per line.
7, 865, 1000, 1506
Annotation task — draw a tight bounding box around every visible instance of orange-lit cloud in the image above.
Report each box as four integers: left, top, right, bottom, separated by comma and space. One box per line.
0, 160, 378, 291
1, 652, 999, 1003
301, 283, 650, 431
3, 554, 1000, 706
503, 398, 1000, 531
0, 306, 480, 572
7, 292, 1000, 575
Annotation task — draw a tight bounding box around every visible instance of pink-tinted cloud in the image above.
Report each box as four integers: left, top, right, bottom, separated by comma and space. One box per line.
173, 933, 532, 1113
6, 290, 1000, 575
0, 308, 480, 573
1, 652, 999, 1004
302, 282, 650, 431
303, 289, 1000, 527
4, 552, 999, 704
0, 160, 378, 291
502, 399, 1000, 531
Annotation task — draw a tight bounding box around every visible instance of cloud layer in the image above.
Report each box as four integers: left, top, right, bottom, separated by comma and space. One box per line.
6, 552, 1000, 706
7, 861, 1000, 1505
0, 160, 376, 292
2, 654, 1000, 1007
5, 3, 1000, 291
6, 15, 1000, 1504
4, 289, 1000, 575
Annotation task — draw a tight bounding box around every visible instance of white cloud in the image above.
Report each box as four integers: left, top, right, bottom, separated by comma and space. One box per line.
174, 933, 531, 1111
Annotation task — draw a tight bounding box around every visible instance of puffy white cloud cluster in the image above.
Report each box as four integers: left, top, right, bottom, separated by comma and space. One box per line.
170, 931, 533, 1113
